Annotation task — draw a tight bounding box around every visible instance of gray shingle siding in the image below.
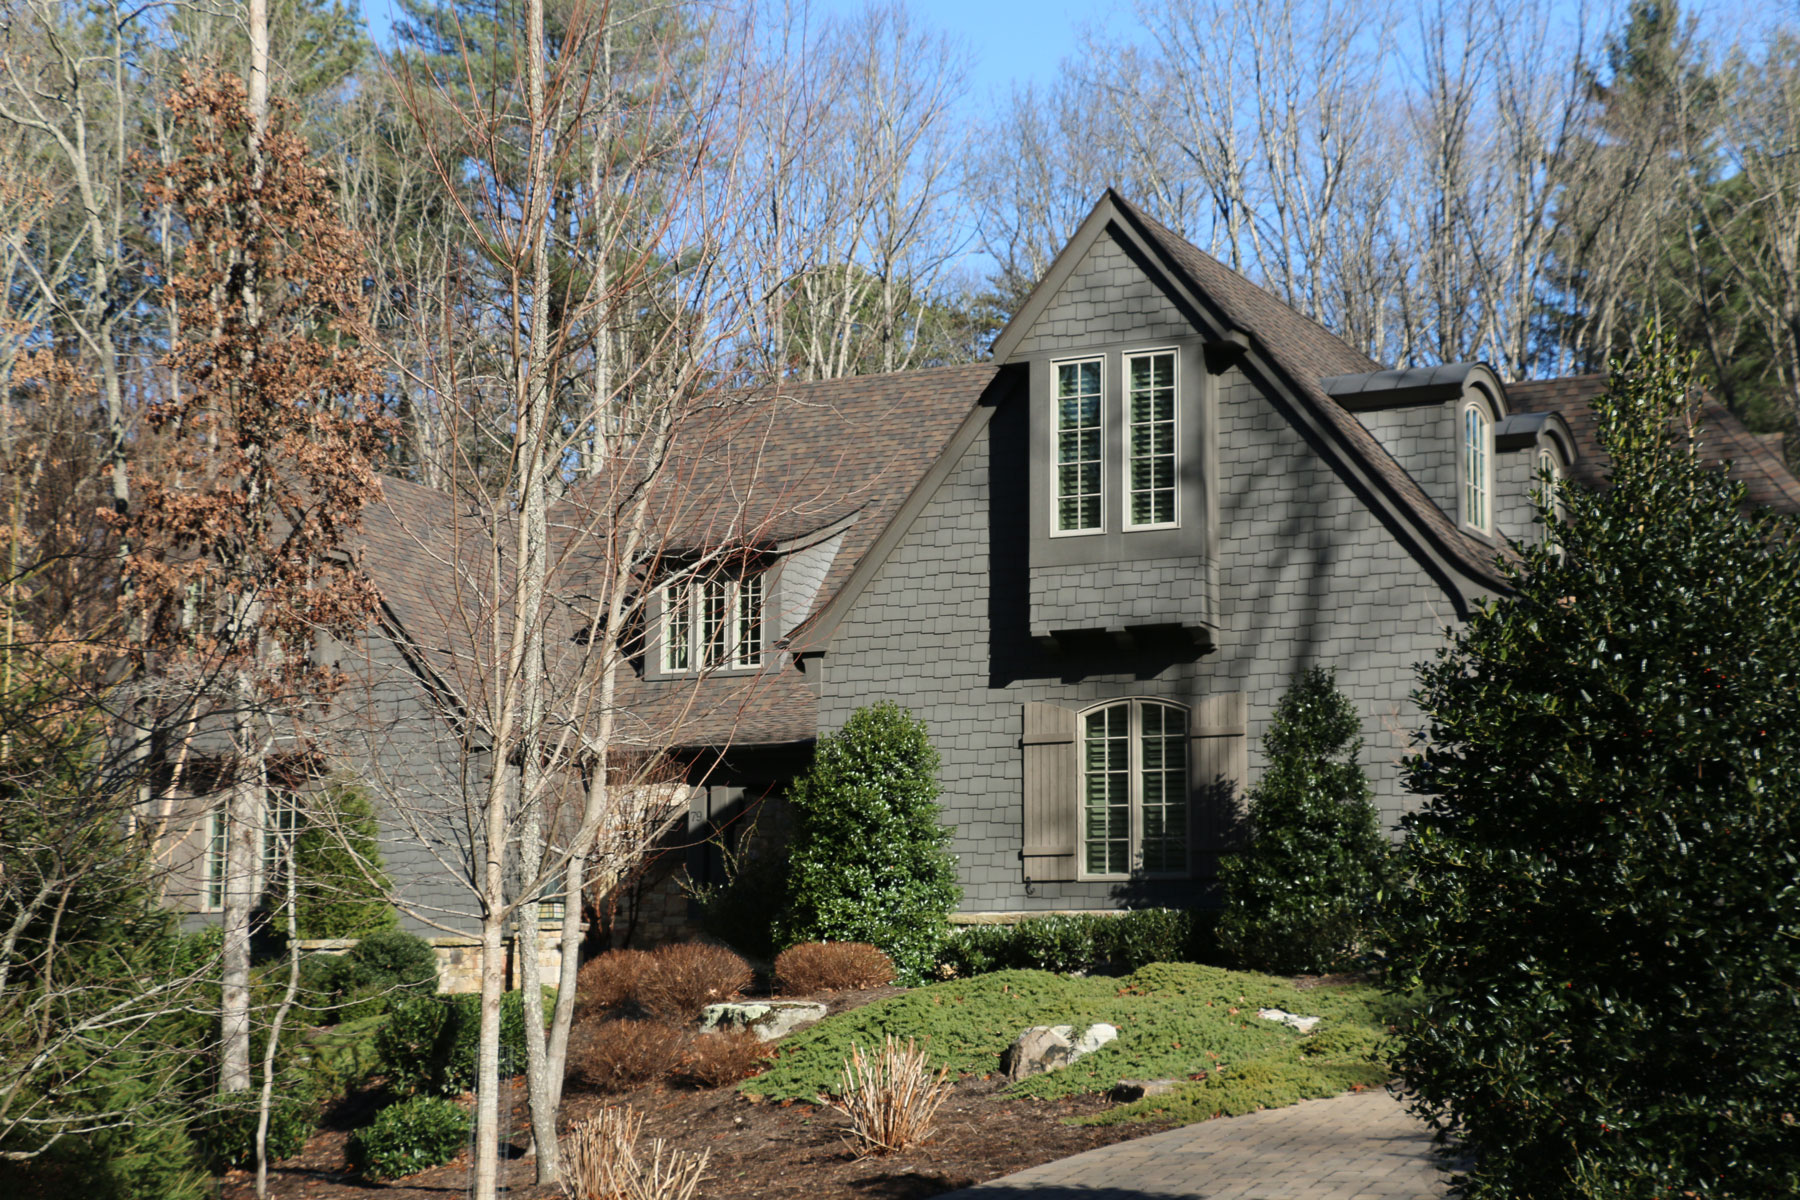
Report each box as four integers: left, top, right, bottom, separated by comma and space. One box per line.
1013, 230, 1196, 355
820, 359, 1458, 914
1358, 403, 1458, 520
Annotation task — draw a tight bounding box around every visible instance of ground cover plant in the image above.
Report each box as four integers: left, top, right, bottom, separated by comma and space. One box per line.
1384, 340, 1800, 1198
742, 964, 1388, 1124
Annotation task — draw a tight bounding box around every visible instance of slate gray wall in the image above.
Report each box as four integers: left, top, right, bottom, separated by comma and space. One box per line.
1358, 403, 1458, 520
818, 359, 1462, 914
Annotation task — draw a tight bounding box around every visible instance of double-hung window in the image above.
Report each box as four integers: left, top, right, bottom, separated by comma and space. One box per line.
1054, 358, 1103, 533
1126, 351, 1178, 528
663, 572, 763, 672
1080, 700, 1188, 877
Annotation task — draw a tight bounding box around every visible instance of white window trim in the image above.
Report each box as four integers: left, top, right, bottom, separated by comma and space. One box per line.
202, 810, 226, 912
1460, 399, 1494, 535
1121, 347, 1182, 532
1049, 354, 1106, 537
1076, 699, 1191, 883
1536, 444, 1568, 524
661, 572, 764, 675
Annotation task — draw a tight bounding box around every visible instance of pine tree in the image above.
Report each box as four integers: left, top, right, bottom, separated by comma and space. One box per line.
1216, 667, 1385, 974
1383, 336, 1800, 1197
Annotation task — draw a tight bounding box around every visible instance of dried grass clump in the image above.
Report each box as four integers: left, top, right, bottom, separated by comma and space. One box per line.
560, 1106, 710, 1200
569, 1019, 685, 1092
637, 943, 752, 1020
826, 1035, 950, 1157
672, 1028, 775, 1089
577, 949, 656, 1016
774, 942, 896, 994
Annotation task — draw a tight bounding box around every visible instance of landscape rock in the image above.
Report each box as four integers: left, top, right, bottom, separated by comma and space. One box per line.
699, 1001, 828, 1042
1000, 1022, 1119, 1080
1256, 1008, 1321, 1034
1110, 1078, 1180, 1102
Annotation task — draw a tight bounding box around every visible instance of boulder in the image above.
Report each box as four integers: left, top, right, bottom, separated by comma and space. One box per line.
1110, 1078, 1180, 1102
1256, 1007, 1321, 1034
699, 1000, 828, 1042
1000, 1022, 1119, 1081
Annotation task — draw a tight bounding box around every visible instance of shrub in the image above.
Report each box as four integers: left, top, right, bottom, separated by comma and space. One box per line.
1217, 667, 1386, 974
569, 1019, 686, 1091
826, 1037, 950, 1156
935, 910, 1206, 978
636, 943, 751, 1021
1381, 342, 1800, 1197
774, 942, 896, 993
348, 1095, 469, 1181
190, 1085, 318, 1171
672, 1028, 774, 1088
576, 948, 655, 1015
375, 991, 532, 1095
776, 703, 961, 985
346, 928, 438, 994
292, 782, 400, 940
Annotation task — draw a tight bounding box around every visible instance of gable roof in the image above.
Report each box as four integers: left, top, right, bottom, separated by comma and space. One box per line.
1097, 192, 1510, 595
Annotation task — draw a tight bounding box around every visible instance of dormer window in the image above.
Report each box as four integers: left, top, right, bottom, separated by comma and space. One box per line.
1536, 445, 1567, 524
1461, 401, 1492, 534
663, 572, 763, 674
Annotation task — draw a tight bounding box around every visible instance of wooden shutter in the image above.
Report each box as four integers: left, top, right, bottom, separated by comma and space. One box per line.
1021, 702, 1079, 881
1189, 692, 1248, 853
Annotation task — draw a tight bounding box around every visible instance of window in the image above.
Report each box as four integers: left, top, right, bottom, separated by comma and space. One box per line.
262, 792, 301, 894
662, 580, 692, 672
204, 810, 227, 911
1080, 700, 1188, 877
1054, 358, 1103, 533
1536, 445, 1567, 524
1461, 402, 1492, 533
663, 571, 764, 672
1126, 351, 1178, 528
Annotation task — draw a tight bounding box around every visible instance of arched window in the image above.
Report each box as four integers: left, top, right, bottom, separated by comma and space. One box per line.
1080, 700, 1188, 877
1461, 402, 1492, 533
1536, 445, 1567, 525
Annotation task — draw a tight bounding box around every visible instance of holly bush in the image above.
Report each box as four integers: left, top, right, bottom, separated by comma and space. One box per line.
775, 702, 960, 984
1382, 339, 1800, 1198
1217, 666, 1386, 973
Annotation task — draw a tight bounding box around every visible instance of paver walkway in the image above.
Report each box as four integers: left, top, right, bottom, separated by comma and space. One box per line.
937, 1088, 1450, 1200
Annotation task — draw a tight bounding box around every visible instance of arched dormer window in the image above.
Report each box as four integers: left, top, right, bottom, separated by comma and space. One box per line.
1536, 444, 1567, 525
1461, 400, 1493, 534
1080, 699, 1188, 878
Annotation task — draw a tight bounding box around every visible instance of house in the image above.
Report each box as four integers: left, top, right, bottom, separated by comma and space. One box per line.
169, 191, 1800, 961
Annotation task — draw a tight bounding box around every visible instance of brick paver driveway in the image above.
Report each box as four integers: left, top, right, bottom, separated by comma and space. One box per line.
936, 1088, 1450, 1200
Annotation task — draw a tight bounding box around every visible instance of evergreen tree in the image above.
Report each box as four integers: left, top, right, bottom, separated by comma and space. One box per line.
1216, 667, 1386, 974
776, 702, 960, 985
292, 783, 400, 940
1383, 336, 1800, 1198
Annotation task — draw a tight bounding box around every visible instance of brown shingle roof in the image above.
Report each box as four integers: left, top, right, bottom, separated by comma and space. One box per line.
355, 364, 997, 750
1507, 375, 1800, 515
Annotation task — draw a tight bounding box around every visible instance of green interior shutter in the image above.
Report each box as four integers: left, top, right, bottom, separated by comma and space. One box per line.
1021, 701, 1078, 881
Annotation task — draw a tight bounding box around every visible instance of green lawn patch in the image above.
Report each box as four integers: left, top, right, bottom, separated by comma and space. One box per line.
741, 963, 1390, 1123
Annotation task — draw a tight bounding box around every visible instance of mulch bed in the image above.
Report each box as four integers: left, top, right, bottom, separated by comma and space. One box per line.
220, 983, 1185, 1200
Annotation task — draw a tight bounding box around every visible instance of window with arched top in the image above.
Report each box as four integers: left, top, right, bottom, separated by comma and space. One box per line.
1536, 445, 1567, 525
1461, 401, 1493, 534
1080, 700, 1188, 877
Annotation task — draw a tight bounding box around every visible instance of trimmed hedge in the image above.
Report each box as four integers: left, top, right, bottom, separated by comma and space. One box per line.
936, 909, 1216, 978
349, 1095, 469, 1181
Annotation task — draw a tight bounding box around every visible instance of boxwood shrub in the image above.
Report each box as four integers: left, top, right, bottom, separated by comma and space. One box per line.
375, 990, 535, 1096
191, 1084, 319, 1171
349, 1095, 469, 1181
936, 908, 1215, 977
